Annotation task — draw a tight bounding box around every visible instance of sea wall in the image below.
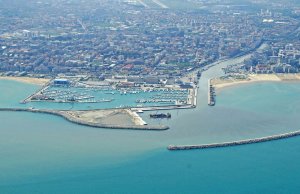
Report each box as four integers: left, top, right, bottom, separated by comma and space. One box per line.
21, 79, 52, 103
208, 79, 215, 106
0, 108, 168, 130
168, 130, 300, 150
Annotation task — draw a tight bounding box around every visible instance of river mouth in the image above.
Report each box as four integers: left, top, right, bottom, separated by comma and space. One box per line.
2, 45, 300, 192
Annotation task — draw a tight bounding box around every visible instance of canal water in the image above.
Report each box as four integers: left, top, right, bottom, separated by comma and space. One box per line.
1, 51, 300, 193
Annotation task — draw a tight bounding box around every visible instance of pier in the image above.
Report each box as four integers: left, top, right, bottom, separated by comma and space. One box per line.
167, 130, 300, 150
187, 88, 197, 108
208, 79, 215, 106
131, 104, 195, 112
0, 108, 168, 130
21, 85, 50, 104
21, 79, 52, 104
126, 109, 147, 125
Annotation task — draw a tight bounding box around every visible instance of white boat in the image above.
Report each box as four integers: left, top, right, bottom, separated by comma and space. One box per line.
137, 109, 144, 113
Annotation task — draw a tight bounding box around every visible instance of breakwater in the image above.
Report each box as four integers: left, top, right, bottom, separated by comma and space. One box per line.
0, 108, 168, 130
21, 79, 52, 104
208, 79, 215, 106
168, 130, 300, 150
131, 104, 195, 112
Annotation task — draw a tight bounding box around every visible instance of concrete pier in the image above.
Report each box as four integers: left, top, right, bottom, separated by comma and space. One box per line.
131, 104, 195, 112
193, 88, 198, 107
167, 130, 300, 150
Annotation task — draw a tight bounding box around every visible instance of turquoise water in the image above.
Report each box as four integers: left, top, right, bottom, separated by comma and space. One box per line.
2, 140, 300, 194
1, 80, 300, 193
0, 80, 39, 108
2, 53, 300, 193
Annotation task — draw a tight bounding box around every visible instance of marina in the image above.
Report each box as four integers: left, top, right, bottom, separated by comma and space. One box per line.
21, 79, 197, 110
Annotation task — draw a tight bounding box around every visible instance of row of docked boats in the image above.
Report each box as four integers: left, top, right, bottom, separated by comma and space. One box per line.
149, 113, 171, 119
135, 99, 178, 104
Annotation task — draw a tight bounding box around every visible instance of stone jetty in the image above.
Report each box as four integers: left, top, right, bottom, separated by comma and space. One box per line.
168, 130, 300, 150
21, 79, 52, 104
0, 108, 169, 130
208, 79, 215, 106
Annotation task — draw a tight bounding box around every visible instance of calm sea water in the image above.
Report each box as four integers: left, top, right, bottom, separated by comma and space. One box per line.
1, 55, 300, 193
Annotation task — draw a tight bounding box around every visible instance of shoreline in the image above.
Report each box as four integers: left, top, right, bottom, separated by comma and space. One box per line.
0, 76, 50, 85
212, 74, 300, 91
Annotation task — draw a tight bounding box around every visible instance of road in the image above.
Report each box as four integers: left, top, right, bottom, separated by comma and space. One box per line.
151, 0, 169, 8
137, 0, 149, 8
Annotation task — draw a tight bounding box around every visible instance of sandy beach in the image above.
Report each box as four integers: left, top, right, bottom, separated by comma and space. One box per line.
211, 74, 300, 90
0, 76, 50, 85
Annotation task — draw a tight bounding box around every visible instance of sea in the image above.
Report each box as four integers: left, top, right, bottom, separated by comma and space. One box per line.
1, 52, 300, 193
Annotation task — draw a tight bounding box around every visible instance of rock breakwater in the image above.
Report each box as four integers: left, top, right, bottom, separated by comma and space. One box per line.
168, 130, 300, 150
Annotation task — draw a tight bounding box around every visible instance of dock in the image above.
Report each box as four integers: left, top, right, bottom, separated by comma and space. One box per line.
193, 88, 198, 107
187, 88, 197, 107
131, 104, 195, 112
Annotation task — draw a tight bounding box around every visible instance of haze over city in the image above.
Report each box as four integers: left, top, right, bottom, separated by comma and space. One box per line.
1, 0, 300, 193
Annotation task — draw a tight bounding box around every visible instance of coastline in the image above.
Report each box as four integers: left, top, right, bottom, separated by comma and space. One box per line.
0, 76, 50, 85
212, 74, 300, 91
